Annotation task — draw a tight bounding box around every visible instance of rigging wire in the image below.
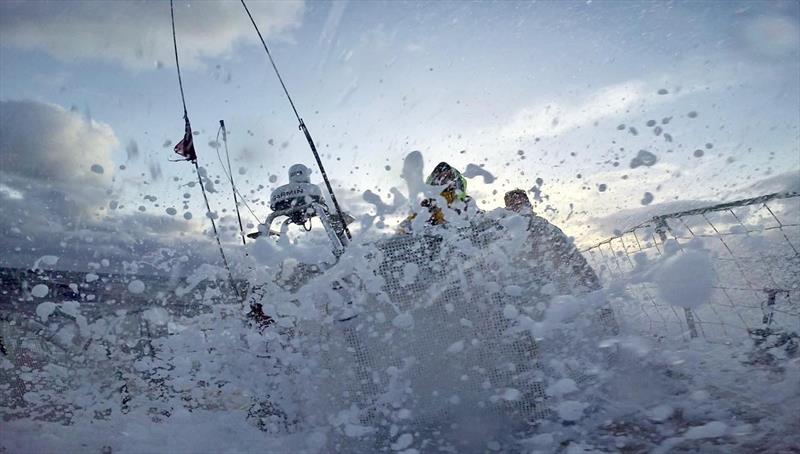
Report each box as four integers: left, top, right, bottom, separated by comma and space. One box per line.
170, 0, 242, 303
218, 120, 248, 246
239, 0, 352, 241
170, 0, 188, 119
213, 125, 264, 225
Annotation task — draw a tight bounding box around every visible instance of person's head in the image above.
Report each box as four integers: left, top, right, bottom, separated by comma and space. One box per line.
504, 189, 532, 213
426, 162, 467, 204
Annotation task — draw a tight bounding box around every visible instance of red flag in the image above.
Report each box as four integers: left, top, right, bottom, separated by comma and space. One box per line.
174, 116, 197, 162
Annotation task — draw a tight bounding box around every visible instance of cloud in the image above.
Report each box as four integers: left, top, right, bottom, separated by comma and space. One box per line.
586, 199, 714, 239
581, 170, 800, 247
0, 100, 117, 206
0, 99, 116, 267
0, 193, 218, 271
0, 99, 227, 271
732, 171, 800, 196
0, 0, 305, 70
471, 51, 789, 154
495, 81, 647, 140
741, 15, 800, 58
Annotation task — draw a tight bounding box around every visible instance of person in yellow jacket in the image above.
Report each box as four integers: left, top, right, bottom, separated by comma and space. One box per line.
397, 162, 473, 233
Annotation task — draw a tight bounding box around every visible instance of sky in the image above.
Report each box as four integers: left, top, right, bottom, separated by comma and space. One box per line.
0, 0, 798, 271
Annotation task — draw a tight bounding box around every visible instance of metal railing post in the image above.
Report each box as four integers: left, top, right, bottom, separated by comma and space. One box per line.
655, 217, 699, 339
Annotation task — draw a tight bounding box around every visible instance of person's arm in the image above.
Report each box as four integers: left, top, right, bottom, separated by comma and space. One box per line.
396, 213, 417, 234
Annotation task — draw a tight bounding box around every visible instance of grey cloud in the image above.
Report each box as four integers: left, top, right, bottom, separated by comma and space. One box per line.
0, 99, 227, 272
0, 190, 222, 272
0, 100, 116, 209
0, 100, 116, 184
0, 0, 305, 70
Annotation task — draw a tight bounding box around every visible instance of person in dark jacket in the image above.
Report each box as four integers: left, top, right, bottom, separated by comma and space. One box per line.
504, 189, 601, 292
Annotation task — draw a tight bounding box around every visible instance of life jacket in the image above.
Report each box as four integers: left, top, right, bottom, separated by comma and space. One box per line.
397, 195, 477, 233
397, 162, 472, 234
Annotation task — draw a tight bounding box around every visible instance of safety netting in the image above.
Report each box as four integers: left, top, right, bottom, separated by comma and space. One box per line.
246, 211, 619, 448
583, 192, 799, 347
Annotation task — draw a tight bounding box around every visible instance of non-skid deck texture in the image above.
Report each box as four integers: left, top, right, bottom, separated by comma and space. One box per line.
309, 216, 618, 435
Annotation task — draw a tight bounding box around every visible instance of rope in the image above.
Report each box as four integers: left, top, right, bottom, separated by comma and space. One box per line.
194, 161, 241, 300
237, 189, 264, 225
213, 125, 263, 225
170, 0, 241, 303
239, 0, 352, 241
219, 120, 248, 246
239, 0, 300, 122
169, 0, 188, 119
